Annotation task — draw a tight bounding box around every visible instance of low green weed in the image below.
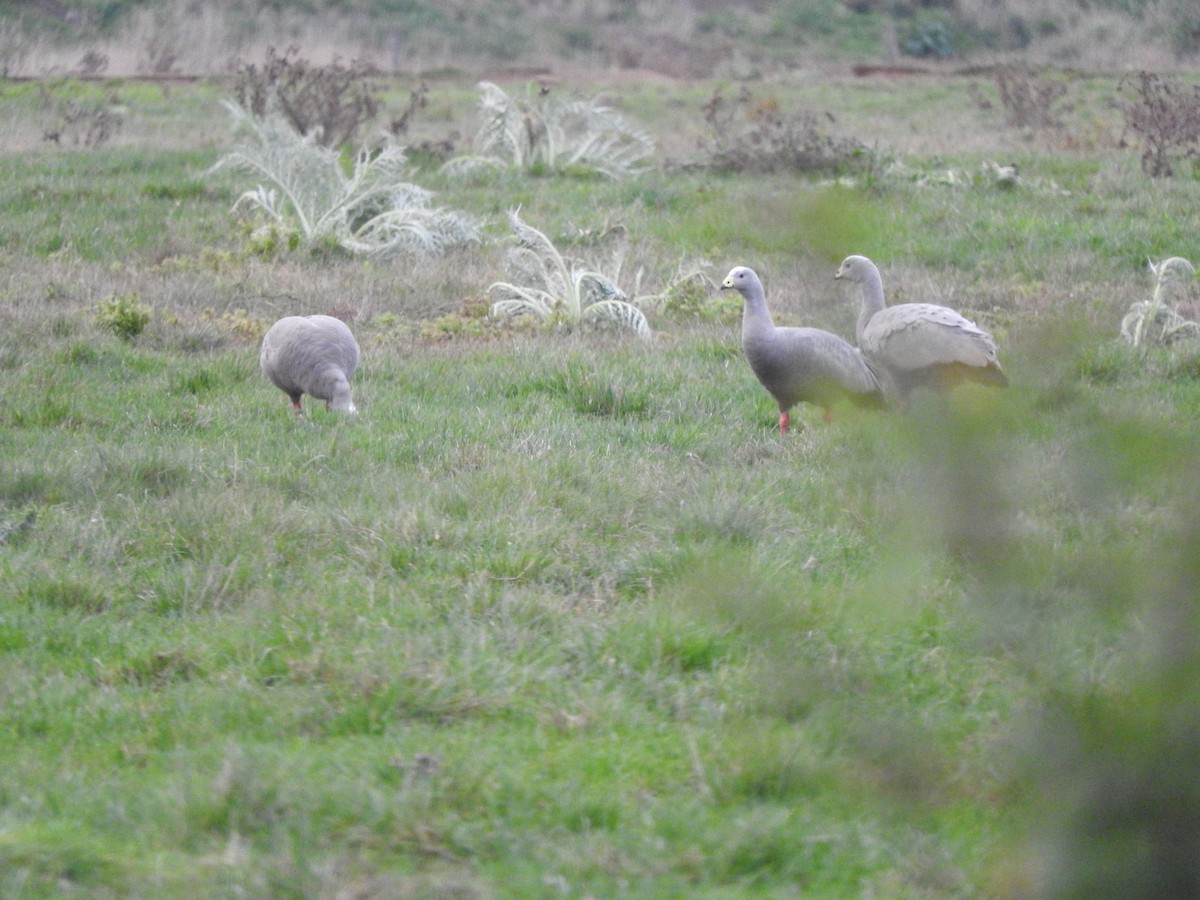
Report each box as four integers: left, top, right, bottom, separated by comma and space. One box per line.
93, 291, 151, 340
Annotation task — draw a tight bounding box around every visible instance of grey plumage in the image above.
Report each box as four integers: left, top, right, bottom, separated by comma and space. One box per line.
835, 255, 1007, 404
260, 315, 360, 413
721, 266, 885, 433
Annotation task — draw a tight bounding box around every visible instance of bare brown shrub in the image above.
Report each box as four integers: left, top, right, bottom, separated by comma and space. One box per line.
695, 87, 871, 175
39, 86, 123, 148
230, 45, 382, 148
1119, 71, 1200, 177
990, 66, 1067, 131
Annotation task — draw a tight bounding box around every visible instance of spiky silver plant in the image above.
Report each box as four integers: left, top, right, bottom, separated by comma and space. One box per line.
443, 81, 655, 179
1121, 256, 1200, 347
487, 209, 651, 339
210, 100, 481, 256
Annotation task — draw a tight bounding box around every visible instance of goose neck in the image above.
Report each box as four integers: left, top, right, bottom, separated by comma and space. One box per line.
855, 267, 886, 341
741, 283, 775, 336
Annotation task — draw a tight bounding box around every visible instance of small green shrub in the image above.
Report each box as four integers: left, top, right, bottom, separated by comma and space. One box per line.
93, 292, 151, 341
418, 313, 490, 342
241, 222, 301, 257
642, 264, 731, 322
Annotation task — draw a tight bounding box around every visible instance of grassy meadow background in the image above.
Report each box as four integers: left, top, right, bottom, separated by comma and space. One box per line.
3, 5, 1200, 896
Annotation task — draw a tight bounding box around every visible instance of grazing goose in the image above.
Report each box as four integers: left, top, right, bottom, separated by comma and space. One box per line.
260, 314, 360, 413
835, 255, 1007, 404
722, 266, 885, 433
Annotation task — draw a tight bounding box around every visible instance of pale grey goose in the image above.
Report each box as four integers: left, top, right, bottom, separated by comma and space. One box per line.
260, 315, 360, 413
835, 255, 1007, 404
722, 266, 885, 433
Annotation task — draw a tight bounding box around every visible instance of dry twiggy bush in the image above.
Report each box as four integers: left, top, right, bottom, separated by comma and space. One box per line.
695, 87, 870, 175
970, 66, 1068, 133
230, 45, 382, 148
1119, 71, 1200, 177
39, 85, 123, 148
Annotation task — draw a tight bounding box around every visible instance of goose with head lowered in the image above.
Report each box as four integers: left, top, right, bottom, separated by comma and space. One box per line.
835, 255, 1007, 405
722, 265, 885, 434
260, 314, 361, 414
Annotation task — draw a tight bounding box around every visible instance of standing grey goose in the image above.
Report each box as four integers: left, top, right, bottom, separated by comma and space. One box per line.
835, 255, 1007, 405
722, 266, 885, 434
260, 314, 360, 413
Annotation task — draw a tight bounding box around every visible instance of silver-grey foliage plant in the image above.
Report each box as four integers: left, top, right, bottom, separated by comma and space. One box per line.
443, 81, 655, 179
1121, 256, 1200, 347
210, 100, 481, 256
488, 209, 651, 339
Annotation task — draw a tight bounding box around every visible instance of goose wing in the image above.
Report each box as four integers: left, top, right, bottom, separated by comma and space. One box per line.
749, 326, 883, 404
863, 303, 998, 373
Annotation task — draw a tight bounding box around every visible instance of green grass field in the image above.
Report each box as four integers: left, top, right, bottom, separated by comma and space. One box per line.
3, 69, 1200, 897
